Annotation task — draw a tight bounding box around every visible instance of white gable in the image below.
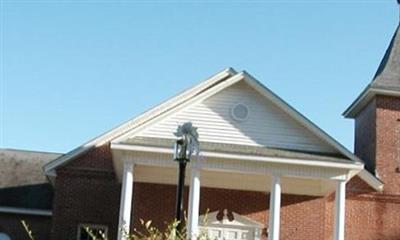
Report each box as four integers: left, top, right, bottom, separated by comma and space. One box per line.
133, 80, 337, 154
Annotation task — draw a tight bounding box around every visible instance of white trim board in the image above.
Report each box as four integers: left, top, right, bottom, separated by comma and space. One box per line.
0, 206, 52, 216
111, 143, 363, 170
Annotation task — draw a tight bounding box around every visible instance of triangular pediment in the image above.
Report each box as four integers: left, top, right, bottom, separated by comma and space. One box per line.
128, 80, 338, 155
199, 210, 263, 228
45, 68, 382, 191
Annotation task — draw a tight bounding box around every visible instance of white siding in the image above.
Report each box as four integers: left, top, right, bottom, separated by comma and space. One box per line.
134, 81, 337, 153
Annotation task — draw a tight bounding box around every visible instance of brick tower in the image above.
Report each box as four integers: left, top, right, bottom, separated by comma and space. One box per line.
344, 24, 400, 194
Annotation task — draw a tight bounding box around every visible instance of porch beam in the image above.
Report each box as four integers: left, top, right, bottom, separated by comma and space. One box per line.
268, 175, 281, 240
187, 168, 201, 239
111, 143, 363, 170
120, 151, 351, 182
333, 180, 346, 240
117, 161, 134, 240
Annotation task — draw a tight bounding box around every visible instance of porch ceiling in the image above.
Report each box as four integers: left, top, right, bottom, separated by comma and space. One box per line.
131, 165, 336, 197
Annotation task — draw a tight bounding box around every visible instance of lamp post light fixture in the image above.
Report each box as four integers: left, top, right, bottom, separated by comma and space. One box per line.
173, 122, 199, 232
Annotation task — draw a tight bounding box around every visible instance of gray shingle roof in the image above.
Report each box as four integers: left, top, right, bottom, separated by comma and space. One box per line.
371, 25, 400, 91
0, 149, 62, 188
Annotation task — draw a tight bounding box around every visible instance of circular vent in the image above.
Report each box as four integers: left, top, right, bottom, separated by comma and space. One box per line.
231, 103, 249, 122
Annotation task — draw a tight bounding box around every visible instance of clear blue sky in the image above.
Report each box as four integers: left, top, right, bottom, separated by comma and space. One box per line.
1, 1, 399, 153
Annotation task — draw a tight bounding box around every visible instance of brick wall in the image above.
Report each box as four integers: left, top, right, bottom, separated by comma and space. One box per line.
375, 96, 400, 194
132, 182, 330, 240
354, 95, 400, 194
349, 95, 400, 239
0, 213, 51, 240
345, 195, 400, 239
50, 144, 121, 240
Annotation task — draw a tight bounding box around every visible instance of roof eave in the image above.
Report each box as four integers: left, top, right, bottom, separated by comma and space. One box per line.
343, 86, 400, 118
111, 142, 364, 170
242, 72, 363, 164
343, 85, 374, 118
358, 169, 384, 192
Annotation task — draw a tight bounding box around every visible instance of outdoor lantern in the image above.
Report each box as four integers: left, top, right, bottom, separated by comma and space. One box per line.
173, 122, 199, 231
174, 138, 189, 162
173, 122, 199, 162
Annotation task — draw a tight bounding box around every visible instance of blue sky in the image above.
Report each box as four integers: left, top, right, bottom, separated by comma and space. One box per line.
1, 1, 399, 153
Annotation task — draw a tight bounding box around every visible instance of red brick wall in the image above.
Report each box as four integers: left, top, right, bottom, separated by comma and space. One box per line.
50, 144, 121, 240
375, 96, 400, 194
354, 95, 400, 194
0, 213, 52, 240
349, 95, 400, 239
132, 182, 330, 240
346, 195, 400, 239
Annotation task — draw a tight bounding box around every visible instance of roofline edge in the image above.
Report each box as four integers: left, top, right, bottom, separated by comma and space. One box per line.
0, 206, 52, 216
343, 87, 400, 118
43, 68, 238, 174
358, 169, 384, 192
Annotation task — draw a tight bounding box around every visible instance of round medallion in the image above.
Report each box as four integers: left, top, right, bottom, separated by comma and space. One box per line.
231, 103, 249, 122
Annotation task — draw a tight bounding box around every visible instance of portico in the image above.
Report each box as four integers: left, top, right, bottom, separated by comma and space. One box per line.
111, 138, 363, 240
87, 69, 383, 240
41, 68, 385, 240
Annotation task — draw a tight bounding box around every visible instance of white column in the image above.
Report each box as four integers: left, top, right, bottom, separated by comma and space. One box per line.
268, 175, 281, 240
187, 168, 201, 239
333, 180, 346, 240
117, 161, 134, 240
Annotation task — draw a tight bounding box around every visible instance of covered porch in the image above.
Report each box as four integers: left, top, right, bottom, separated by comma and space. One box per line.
111, 138, 363, 240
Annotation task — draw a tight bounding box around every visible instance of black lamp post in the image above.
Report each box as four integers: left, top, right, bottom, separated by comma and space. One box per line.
173, 122, 199, 232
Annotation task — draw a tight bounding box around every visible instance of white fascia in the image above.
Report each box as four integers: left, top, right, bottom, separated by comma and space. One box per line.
111, 143, 364, 171
358, 169, 384, 191
0, 206, 52, 216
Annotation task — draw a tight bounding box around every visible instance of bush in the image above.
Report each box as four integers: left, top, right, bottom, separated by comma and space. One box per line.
22, 218, 211, 240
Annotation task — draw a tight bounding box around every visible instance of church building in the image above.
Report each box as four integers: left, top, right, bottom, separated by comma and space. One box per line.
0, 12, 400, 240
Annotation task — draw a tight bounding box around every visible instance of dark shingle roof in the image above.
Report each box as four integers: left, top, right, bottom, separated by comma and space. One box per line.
371, 25, 400, 91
